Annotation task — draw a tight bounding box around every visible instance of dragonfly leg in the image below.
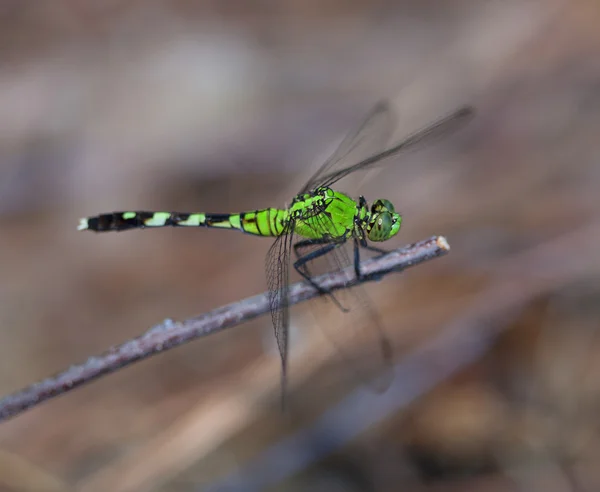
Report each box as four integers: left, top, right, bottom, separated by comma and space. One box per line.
293, 238, 350, 312
355, 238, 391, 279
362, 244, 390, 255
354, 237, 363, 279
359, 237, 390, 256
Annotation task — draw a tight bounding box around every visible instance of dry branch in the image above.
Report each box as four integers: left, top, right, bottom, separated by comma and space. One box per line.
0, 236, 449, 423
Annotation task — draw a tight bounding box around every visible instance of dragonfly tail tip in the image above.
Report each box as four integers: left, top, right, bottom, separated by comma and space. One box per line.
77, 218, 89, 231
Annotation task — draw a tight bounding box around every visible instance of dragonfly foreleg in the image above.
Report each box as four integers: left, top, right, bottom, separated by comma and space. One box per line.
293, 238, 350, 312
355, 237, 391, 280
359, 237, 390, 255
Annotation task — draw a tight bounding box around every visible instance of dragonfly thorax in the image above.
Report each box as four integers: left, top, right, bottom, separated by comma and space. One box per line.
288, 187, 402, 243
364, 198, 402, 242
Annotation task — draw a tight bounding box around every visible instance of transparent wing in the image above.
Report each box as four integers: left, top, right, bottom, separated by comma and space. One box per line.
298, 101, 395, 194
265, 223, 295, 402
295, 212, 394, 391
302, 104, 475, 193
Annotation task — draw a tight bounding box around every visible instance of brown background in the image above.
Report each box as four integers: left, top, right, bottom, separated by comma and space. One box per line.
1, 0, 600, 491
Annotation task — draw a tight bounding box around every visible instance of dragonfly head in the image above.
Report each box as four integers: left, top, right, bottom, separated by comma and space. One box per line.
366, 199, 402, 242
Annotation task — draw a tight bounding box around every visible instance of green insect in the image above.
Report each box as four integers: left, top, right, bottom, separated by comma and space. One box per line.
79, 102, 473, 399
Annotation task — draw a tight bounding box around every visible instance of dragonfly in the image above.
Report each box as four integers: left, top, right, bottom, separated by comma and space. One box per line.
78, 101, 474, 402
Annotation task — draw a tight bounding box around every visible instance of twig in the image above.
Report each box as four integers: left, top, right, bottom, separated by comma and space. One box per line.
0, 236, 449, 423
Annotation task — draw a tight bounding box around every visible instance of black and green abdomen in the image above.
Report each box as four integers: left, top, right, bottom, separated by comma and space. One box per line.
79, 188, 360, 239
79, 209, 288, 237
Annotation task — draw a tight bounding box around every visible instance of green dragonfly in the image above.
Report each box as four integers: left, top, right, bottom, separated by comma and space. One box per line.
78, 101, 473, 399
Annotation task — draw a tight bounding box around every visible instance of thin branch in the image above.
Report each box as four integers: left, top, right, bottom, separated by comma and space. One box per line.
0, 236, 449, 423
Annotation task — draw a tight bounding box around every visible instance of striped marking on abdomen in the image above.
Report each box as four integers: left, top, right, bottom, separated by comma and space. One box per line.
240, 209, 287, 236
78, 209, 288, 236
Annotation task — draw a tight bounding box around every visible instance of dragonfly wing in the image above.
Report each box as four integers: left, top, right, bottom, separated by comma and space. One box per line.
318, 105, 474, 190
298, 101, 395, 194
265, 222, 295, 402
294, 212, 394, 391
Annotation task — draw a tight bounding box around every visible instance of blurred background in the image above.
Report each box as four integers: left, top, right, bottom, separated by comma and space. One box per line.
1, 0, 600, 490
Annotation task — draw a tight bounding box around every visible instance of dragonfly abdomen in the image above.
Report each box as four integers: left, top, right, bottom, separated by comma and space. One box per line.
78, 209, 288, 236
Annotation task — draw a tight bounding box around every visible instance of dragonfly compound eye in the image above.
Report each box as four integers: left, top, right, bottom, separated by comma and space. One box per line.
368, 212, 393, 241
371, 198, 395, 214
